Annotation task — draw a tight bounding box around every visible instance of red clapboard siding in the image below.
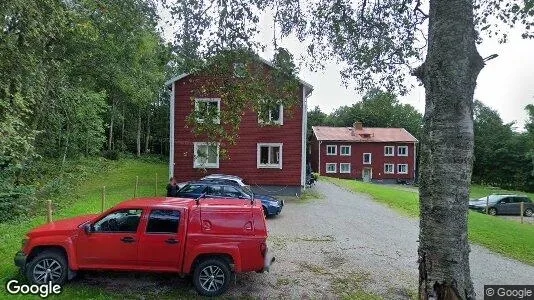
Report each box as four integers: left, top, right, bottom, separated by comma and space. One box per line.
318, 141, 416, 180
172, 76, 303, 187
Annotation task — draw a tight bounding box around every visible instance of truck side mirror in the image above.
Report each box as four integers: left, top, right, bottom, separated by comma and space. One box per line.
84, 224, 94, 234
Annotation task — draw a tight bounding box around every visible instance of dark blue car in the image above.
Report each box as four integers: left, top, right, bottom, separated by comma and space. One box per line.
175, 180, 284, 216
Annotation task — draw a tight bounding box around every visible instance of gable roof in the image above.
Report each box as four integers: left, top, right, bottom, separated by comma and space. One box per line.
312, 126, 418, 143
165, 57, 314, 96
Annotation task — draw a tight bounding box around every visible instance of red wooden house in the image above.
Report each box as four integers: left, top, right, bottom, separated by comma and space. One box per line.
165, 58, 313, 195
311, 122, 418, 183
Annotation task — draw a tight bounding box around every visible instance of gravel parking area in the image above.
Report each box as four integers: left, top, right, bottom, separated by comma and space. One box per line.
77, 181, 534, 299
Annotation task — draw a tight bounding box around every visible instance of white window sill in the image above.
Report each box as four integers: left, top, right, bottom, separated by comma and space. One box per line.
258, 164, 282, 169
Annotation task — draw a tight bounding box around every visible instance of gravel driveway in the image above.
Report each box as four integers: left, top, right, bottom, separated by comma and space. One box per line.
78, 180, 534, 299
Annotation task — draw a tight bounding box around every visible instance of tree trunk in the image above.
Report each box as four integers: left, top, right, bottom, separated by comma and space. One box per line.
136, 107, 141, 157
145, 107, 151, 154
416, 0, 484, 299
108, 99, 116, 150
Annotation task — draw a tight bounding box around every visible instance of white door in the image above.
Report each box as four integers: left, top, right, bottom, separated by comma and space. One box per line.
362, 168, 372, 182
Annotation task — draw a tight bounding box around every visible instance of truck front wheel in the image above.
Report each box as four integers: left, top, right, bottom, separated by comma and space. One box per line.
193, 258, 231, 296
25, 250, 67, 285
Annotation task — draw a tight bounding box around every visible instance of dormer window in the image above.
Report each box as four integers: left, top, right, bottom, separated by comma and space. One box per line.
233, 62, 246, 78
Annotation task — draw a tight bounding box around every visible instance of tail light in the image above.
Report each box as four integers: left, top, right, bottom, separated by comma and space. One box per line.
260, 242, 267, 257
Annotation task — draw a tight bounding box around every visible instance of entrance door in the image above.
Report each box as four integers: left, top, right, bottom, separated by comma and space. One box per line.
362, 168, 372, 182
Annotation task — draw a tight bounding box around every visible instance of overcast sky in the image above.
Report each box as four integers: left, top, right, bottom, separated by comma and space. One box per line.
162, 7, 533, 131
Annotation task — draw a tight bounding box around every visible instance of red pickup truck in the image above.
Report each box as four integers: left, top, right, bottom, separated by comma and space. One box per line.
14, 197, 274, 296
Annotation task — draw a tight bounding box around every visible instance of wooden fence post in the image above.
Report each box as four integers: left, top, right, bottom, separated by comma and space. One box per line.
485, 195, 489, 215
155, 173, 158, 196
46, 200, 52, 223
520, 201, 524, 224
134, 176, 139, 198
101, 186, 106, 213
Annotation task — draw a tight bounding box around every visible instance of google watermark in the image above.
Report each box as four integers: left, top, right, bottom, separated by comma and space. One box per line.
5, 280, 62, 298
485, 285, 534, 299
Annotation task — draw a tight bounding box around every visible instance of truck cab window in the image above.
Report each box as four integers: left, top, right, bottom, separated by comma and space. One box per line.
93, 209, 142, 232
146, 210, 180, 234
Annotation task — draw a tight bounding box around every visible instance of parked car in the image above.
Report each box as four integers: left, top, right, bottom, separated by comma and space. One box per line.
468, 194, 534, 217
201, 174, 247, 187
177, 180, 284, 216
14, 197, 274, 296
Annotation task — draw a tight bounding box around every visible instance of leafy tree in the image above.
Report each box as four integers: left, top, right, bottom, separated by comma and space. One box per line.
307, 105, 328, 138
168, 0, 534, 298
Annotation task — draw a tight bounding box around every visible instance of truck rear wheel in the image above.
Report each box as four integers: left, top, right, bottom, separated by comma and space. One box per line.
193, 258, 231, 296
25, 249, 67, 285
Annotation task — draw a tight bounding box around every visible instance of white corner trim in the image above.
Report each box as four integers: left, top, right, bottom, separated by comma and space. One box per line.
169, 82, 175, 178
301, 87, 307, 187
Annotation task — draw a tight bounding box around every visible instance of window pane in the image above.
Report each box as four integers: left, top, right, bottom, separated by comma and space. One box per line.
260, 146, 269, 164
197, 145, 207, 164
147, 210, 180, 234
270, 146, 280, 164
224, 186, 242, 198
208, 185, 224, 196
270, 105, 280, 121
94, 209, 142, 232
207, 145, 218, 164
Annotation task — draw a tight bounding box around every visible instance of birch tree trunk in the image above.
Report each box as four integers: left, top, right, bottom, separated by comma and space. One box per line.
145, 107, 150, 154
136, 107, 141, 157
415, 0, 485, 299
108, 98, 116, 150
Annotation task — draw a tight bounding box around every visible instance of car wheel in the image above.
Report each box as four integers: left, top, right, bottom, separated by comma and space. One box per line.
524, 208, 533, 217
193, 258, 231, 297
25, 250, 67, 285
263, 206, 269, 217
488, 208, 497, 216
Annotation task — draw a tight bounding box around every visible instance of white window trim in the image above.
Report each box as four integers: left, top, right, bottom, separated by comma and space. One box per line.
325, 163, 337, 173
363, 153, 372, 164
194, 98, 221, 124
340, 145, 351, 156
397, 164, 408, 174
193, 142, 220, 168
397, 146, 408, 156
326, 145, 337, 155
233, 62, 246, 78
257, 143, 283, 169
384, 163, 395, 174
384, 146, 394, 156
258, 103, 284, 125
339, 163, 351, 173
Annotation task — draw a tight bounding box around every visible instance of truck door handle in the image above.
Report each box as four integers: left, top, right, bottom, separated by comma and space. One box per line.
165, 238, 179, 244
120, 236, 135, 243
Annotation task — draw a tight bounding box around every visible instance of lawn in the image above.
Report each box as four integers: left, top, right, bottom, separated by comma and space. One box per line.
0, 158, 182, 299
321, 176, 534, 266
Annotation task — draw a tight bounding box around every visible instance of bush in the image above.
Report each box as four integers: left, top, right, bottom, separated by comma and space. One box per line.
102, 150, 120, 160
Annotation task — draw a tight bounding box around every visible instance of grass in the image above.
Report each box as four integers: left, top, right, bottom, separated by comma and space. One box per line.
321, 176, 534, 265
0, 158, 176, 299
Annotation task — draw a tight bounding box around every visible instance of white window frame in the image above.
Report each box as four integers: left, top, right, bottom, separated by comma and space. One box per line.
363, 153, 372, 164
193, 142, 220, 168
384, 164, 394, 174
397, 146, 408, 156
257, 143, 283, 169
194, 98, 221, 124
326, 145, 337, 155
325, 163, 337, 173
233, 62, 246, 78
339, 163, 351, 173
340, 145, 351, 156
384, 146, 394, 156
258, 103, 284, 125
397, 164, 408, 174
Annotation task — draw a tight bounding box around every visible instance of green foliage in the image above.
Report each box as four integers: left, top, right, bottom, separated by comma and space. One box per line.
321, 176, 534, 265
473, 101, 534, 192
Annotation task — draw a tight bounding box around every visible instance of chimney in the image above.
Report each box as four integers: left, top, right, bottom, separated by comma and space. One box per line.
353, 121, 363, 131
